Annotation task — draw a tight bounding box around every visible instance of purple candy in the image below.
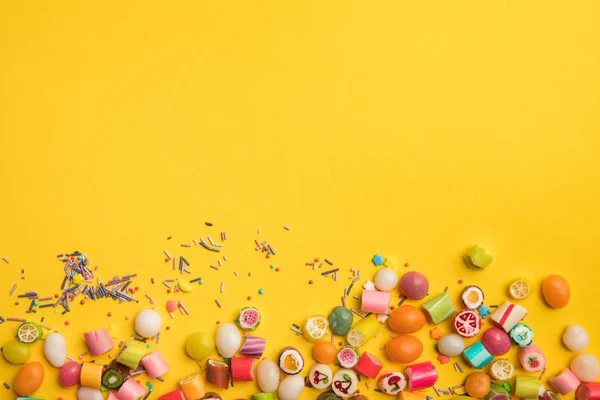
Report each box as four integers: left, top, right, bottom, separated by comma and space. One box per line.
399, 271, 429, 300
239, 335, 266, 359
482, 327, 511, 356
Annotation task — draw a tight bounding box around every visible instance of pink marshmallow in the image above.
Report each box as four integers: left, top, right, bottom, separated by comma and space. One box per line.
107, 392, 120, 400
551, 369, 581, 395
117, 378, 147, 400
141, 351, 169, 378
84, 328, 114, 356
361, 290, 391, 314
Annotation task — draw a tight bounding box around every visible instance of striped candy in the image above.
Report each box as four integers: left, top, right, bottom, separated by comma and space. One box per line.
240, 335, 266, 358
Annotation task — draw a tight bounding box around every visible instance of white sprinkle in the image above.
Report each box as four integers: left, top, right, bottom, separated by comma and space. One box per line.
284, 225, 290, 230
218, 260, 223, 266
208, 236, 215, 246
220, 281, 224, 293
234, 271, 239, 276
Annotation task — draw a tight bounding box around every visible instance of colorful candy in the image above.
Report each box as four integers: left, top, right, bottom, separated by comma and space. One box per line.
374, 268, 399, 291
387, 305, 426, 334
361, 290, 391, 314
481, 328, 511, 356
186, 332, 214, 361
278, 346, 304, 375
309, 363, 333, 390
179, 373, 205, 400
252, 394, 276, 400
399, 271, 429, 300
257, 359, 280, 393
399, 391, 428, 400
332, 369, 359, 398
77, 387, 104, 400
116, 378, 147, 400
337, 346, 359, 368
378, 372, 407, 394
43, 332, 67, 368
515, 374, 542, 398
328, 306, 354, 336
465, 372, 491, 398
490, 302, 527, 332
461, 286, 485, 310
80, 362, 103, 390
386, 335, 423, 363
231, 357, 255, 381
141, 351, 169, 378
463, 341, 493, 369
550, 369, 581, 395
134, 309, 162, 338
405, 361, 438, 391
563, 324, 589, 352
2, 340, 31, 365
102, 368, 125, 390
117, 340, 146, 369
206, 359, 230, 389
14, 362, 44, 396
278, 375, 305, 400
518, 344, 546, 372
313, 341, 338, 364
488, 359, 515, 381
215, 323, 241, 358
422, 292, 457, 324
59, 361, 82, 387
463, 245, 493, 270
84, 328, 114, 356
238, 306, 261, 330
240, 335, 266, 358
453, 310, 482, 338
571, 353, 599, 382
542, 275, 570, 309
509, 323, 533, 347
157, 389, 187, 400
437, 333, 465, 357
576, 383, 600, 400
354, 352, 383, 379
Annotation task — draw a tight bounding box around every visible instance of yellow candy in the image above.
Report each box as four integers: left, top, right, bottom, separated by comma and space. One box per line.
108, 325, 120, 339
72, 274, 85, 285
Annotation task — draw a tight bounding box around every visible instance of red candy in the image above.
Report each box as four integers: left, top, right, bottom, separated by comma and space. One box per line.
354, 352, 383, 379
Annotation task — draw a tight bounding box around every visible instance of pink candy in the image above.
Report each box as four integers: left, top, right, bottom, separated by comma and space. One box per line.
361, 290, 391, 314
83, 329, 114, 356
141, 351, 169, 379
550, 369, 581, 395
117, 378, 147, 400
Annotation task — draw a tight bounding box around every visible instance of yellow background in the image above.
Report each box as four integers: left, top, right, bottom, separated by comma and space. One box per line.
1, 1, 600, 399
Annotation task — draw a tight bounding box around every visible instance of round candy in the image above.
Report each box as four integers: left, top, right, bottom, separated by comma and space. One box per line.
77, 387, 103, 400
134, 309, 162, 338
387, 305, 426, 334
374, 268, 399, 291
278, 375, 304, 400
461, 286, 484, 310
542, 275, 570, 309
313, 341, 337, 365
309, 363, 333, 390
481, 328, 511, 356
1, 340, 31, 365
563, 324, 589, 352
399, 272, 429, 300
332, 369, 359, 398
215, 323, 242, 358
44, 332, 67, 368
186, 332, 214, 361
257, 359, 280, 393
328, 306, 354, 336
571, 354, 599, 382
59, 361, 82, 387
386, 335, 423, 363
453, 310, 482, 338
378, 372, 407, 394
14, 362, 44, 396
509, 323, 533, 347
465, 372, 491, 398
437, 333, 465, 357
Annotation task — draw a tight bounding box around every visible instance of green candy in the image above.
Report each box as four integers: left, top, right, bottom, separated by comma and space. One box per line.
485, 383, 512, 400
464, 245, 493, 270
422, 292, 457, 325
252, 394, 275, 400
514, 375, 540, 399
2, 340, 31, 364
328, 306, 353, 336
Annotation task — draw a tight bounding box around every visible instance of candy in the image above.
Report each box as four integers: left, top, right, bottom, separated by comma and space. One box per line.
463, 245, 493, 270
141, 351, 169, 378
303, 315, 329, 342
488, 359, 515, 381
231, 357, 255, 381
360, 290, 391, 314
117, 340, 147, 369
399, 271, 429, 300
550, 369, 581, 395
518, 344, 546, 372
80, 362, 103, 390
134, 309, 162, 338
206, 359, 230, 389
158, 389, 187, 400
215, 323, 242, 358
179, 373, 205, 400
17, 322, 42, 344
201, 393, 222, 400
77, 387, 104, 400
405, 361, 438, 391
309, 363, 333, 389
354, 352, 383, 379
257, 359, 280, 393
278, 346, 304, 374
485, 382, 511, 400
463, 341, 493, 369
332, 369, 359, 398
117, 378, 147, 400
328, 306, 354, 336
2, 340, 31, 364
374, 268, 399, 291
453, 310, 482, 338
438, 333, 465, 357
166, 300, 178, 312
278, 375, 305, 400
83, 328, 114, 356
59, 361, 82, 387
388, 305, 426, 334
542, 275, 570, 309
313, 341, 337, 364
461, 286, 485, 310
571, 353, 599, 382
386, 335, 423, 363
14, 362, 44, 396
238, 306, 261, 330
399, 391, 428, 400
40, 331, 66, 368
102, 369, 125, 389
378, 372, 407, 394
516, 374, 542, 398
481, 328, 511, 356
317, 391, 343, 400
465, 372, 491, 398
509, 323, 533, 347
576, 383, 600, 400
347, 314, 379, 347
240, 335, 266, 358
422, 292, 457, 324
490, 302, 527, 332
252, 394, 276, 400
337, 345, 359, 368
186, 332, 214, 361
563, 324, 589, 352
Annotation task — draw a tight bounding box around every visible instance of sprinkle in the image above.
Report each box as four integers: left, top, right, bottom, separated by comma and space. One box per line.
2, 257, 8, 264
220, 282, 225, 293
151, 278, 155, 284
455, 362, 463, 373
444, 286, 448, 292
167, 236, 172, 240
309, 280, 314, 285
9, 285, 17, 296
284, 225, 290, 230
353, 295, 360, 300
7, 318, 26, 322
292, 323, 300, 329
351, 309, 366, 318
223, 256, 228, 261
181, 244, 191, 247
291, 327, 302, 335
306, 262, 315, 267
3, 382, 10, 389
172, 257, 176, 270
325, 259, 333, 265
162, 281, 172, 289
215, 299, 222, 308
398, 296, 407, 306
365, 383, 370, 389
215, 243, 222, 247
321, 268, 339, 276
164, 250, 172, 260
539, 368, 546, 380
221, 232, 226, 241
205, 222, 213, 226
489, 304, 499, 308
218, 260, 222, 266
208, 236, 215, 246
433, 386, 441, 397
181, 257, 190, 266
210, 265, 219, 270
178, 301, 190, 315
193, 239, 198, 246
145, 294, 155, 303
404, 263, 410, 267
341, 296, 346, 307
233, 271, 239, 276
258, 288, 264, 295
380, 344, 386, 350
189, 277, 202, 283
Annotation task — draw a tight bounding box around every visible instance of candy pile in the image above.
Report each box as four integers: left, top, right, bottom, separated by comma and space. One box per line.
1, 243, 599, 400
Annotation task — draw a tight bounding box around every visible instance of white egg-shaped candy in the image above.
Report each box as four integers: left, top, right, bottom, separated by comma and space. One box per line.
257, 359, 280, 393
215, 323, 241, 358
278, 375, 304, 400
78, 387, 103, 400
571, 353, 599, 382
438, 333, 465, 357
374, 268, 399, 291
563, 324, 589, 352
135, 309, 162, 338
44, 332, 67, 368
